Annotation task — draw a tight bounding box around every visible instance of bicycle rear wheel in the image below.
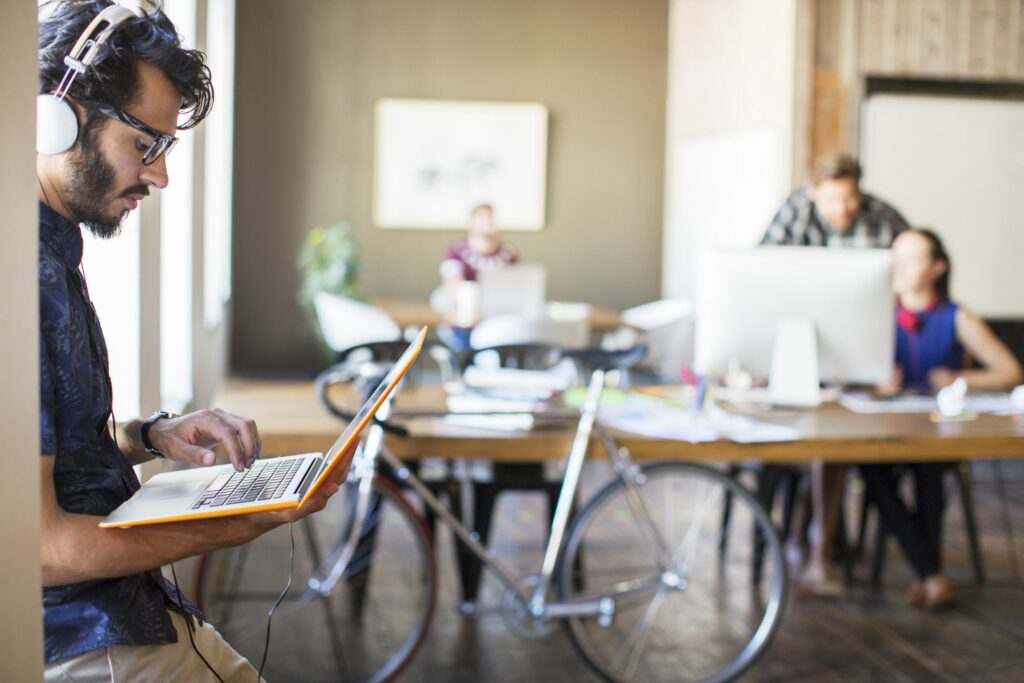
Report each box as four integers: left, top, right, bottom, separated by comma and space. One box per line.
557, 462, 786, 683
196, 476, 437, 683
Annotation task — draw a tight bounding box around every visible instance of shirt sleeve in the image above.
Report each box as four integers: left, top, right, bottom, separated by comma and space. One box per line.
440, 243, 467, 279
440, 258, 465, 279
38, 253, 65, 456
39, 318, 58, 456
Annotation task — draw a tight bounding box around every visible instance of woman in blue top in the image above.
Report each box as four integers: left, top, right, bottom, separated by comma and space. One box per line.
864, 228, 1022, 608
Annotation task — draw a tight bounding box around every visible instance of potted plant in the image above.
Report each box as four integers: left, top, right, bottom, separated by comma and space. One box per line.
297, 221, 363, 353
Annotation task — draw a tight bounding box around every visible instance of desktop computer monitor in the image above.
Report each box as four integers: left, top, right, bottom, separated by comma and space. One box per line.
478, 263, 546, 318
694, 247, 895, 405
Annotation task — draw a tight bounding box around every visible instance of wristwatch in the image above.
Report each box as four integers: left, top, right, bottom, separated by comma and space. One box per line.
141, 410, 177, 458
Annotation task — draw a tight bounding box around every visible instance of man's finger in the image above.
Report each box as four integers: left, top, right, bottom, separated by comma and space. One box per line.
174, 442, 217, 467
196, 411, 248, 471
212, 409, 261, 467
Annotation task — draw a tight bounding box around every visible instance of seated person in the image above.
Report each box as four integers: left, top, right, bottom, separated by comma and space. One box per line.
863, 228, 1023, 608
761, 154, 909, 248
437, 203, 518, 351
440, 202, 518, 284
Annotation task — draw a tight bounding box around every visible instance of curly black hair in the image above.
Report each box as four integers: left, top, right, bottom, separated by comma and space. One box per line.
39, 0, 213, 134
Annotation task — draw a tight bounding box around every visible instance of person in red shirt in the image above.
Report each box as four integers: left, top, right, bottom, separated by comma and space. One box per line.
440, 203, 518, 284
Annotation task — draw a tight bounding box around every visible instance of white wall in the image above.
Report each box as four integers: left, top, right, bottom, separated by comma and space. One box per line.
862, 94, 1024, 317
0, 0, 45, 677
662, 0, 811, 300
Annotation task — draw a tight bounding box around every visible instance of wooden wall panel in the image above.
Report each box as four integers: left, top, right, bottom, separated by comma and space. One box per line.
857, 0, 1024, 80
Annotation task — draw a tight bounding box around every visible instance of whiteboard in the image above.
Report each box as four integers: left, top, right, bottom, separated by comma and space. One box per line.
374, 99, 548, 230
862, 94, 1024, 317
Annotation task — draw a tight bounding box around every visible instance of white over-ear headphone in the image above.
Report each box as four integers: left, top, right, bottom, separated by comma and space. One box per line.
36, 2, 146, 156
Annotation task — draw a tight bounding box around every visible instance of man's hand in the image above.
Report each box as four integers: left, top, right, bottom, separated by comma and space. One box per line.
148, 409, 262, 472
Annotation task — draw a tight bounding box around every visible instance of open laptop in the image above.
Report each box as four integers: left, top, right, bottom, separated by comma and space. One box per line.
478, 263, 546, 318
100, 327, 427, 528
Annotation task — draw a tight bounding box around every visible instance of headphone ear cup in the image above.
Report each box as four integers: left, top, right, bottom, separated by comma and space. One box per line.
37, 94, 80, 155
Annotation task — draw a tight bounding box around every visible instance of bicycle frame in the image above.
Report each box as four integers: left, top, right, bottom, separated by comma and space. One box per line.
310, 367, 681, 626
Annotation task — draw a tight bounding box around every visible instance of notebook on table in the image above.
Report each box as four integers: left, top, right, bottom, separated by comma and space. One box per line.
99, 327, 426, 528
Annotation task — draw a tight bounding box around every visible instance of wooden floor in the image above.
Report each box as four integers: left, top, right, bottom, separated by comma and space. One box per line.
218, 460, 1024, 682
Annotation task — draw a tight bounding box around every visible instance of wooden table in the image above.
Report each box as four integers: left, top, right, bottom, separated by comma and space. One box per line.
372, 299, 624, 333
214, 379, 1024, 465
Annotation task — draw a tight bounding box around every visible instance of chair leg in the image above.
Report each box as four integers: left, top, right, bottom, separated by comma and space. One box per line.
834, 505, 854, 585
455, 482, 499, 607
870, 514, 888, 586
855, 482, 872, 560
780, 471, 798, 541
753, 466, 781, 586
954, 463, 986, 585
719, 464, 741, 558
992, 459, 1022, 584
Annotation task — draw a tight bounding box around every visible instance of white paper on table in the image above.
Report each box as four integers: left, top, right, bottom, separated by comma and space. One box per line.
840, 391, 1019, 416
597, 396, 801, 444
840, 392, 938, 414
461, 366, 570, 393
446, 393, 549, 414
442, 413, 538, 432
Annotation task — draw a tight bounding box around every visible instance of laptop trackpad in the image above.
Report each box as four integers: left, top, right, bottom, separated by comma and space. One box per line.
138, 479, 207, 503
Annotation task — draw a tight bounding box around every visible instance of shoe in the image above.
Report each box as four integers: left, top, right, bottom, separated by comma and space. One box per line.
922, 574, 956, 609
785, 540, 805, 573
795, 566, 848, 600
906, 581, 925, 607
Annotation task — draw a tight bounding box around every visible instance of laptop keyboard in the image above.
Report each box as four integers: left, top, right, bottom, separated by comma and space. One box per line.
191, 458, 305, 510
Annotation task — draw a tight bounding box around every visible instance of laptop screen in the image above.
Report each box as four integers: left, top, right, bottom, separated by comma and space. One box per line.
299, 326, 426, 506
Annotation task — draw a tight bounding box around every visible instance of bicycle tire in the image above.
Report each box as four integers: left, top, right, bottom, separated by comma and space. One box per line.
195, 475, 438, 683
557, 461, 787, 683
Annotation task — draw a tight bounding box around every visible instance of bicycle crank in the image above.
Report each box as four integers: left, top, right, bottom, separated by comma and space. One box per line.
500, 575, 557, 639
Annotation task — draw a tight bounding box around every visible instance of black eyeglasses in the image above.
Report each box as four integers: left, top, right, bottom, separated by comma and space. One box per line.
95, 105, 179, 166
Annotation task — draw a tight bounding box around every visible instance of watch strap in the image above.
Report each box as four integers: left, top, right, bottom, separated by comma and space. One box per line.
141, 410, 175, 458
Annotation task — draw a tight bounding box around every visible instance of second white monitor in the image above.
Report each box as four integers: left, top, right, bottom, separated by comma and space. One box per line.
694, 247, 895, 390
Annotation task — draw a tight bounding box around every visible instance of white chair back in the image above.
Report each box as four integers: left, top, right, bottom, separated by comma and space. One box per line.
469, 313, 589, 351
619, 299, 694, 380
313, 291, 401, 353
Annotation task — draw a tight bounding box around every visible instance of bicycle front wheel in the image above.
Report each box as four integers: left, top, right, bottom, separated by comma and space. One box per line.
557, 462, 786, 683
196, 475, 437, 683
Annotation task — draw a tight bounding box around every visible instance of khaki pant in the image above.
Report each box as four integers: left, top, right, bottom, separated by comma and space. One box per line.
45, 610, 264, 683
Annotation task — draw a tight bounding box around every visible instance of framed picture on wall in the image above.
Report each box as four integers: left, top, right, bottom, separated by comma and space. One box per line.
373, 98, 548, 230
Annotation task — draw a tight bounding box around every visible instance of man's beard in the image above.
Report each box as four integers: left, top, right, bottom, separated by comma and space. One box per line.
63, 135, 129, 239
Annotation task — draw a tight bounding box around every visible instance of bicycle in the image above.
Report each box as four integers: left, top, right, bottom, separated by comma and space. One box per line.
196, 347, 787, 683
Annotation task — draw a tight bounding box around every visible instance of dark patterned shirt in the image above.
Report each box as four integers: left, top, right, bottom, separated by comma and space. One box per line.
760, 187, 909, 248
39, 202, 196, 663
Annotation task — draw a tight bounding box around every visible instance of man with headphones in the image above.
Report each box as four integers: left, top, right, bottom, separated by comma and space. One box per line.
36, 3, 344, 680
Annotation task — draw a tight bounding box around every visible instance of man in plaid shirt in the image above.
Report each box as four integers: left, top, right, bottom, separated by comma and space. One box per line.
761, 154, 909, 248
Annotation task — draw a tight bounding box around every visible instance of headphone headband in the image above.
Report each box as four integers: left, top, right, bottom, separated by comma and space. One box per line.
54, 5, 139, 101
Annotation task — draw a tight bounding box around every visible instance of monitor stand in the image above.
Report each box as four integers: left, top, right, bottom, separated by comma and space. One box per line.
768, 319, 821, 407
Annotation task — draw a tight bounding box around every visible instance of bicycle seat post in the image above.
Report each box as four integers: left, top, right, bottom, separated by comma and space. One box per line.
529, 367, 607, 612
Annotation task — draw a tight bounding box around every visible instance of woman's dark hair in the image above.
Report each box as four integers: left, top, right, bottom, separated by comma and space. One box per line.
38, 0, 213, 140
907, 227, 952, 301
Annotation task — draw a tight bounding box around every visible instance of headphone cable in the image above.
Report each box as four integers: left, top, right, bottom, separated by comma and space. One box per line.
170, 562, 225, 683
257, 522, 296, 682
